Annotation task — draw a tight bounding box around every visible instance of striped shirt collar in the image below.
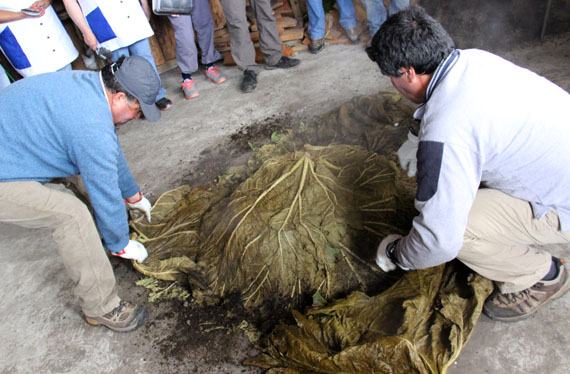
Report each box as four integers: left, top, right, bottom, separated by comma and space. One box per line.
413, 49, 460, 121
425, 49, 460, 103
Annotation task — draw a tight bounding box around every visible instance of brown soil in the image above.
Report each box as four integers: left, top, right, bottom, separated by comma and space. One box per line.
175, 113, 299, 189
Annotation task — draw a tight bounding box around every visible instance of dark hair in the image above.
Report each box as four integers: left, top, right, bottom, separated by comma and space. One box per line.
101, 56, 137, 102
366, 6, 455, 77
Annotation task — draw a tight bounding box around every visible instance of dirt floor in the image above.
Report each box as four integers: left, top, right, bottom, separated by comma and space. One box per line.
1, 22, 570, 374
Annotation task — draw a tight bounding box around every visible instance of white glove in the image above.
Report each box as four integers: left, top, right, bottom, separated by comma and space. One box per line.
376, 234, 403, 272
126, 194, 152, 222
397, 131, 419, 177
112, 240, 148, 263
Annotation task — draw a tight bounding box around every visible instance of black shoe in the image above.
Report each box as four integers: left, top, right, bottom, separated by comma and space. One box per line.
241, 69, 257, 93
155, 97, 172, 111
265, 56, 301, 70
309, 39, 324, 55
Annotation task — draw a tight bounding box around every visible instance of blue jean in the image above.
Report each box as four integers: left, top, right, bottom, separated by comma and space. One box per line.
305, 0, 356, 40
362, 0, 409, 37
111, 38, 166, 101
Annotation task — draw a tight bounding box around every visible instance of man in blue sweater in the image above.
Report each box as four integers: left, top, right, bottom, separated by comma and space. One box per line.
0, 55, 159, 332
367, 6, 570, 322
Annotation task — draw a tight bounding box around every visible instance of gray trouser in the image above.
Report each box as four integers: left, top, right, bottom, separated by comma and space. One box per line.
220, 0, 282, 70
168, 0, 221, 74
0, 181, 120, 317
459, 189, 570, 293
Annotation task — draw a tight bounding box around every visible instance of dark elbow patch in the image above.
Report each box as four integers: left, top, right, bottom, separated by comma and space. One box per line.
416, 141, 444, 202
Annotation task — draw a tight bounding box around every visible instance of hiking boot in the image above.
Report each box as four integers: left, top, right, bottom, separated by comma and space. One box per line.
265, 56, 301, 70
309, 39, 325, 55
483, 257, 570, 322
205, 66, 227, 85
181, 79, 199, 99
345, 27, 361, 44
85, 300, 148, 332
155, 97, 172, 111
241, 69, 257, 93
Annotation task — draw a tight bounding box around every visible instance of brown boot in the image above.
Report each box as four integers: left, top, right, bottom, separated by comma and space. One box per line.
309, 38, 325, 54
484, 258, 570, 322
85, 300, 148, 332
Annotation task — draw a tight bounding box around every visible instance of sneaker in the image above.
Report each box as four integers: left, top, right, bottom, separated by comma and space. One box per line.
204, 66, 227, 85
483, 257, 570, 322
345, 27, 361, 44
85, 300, 148, 332
265, 56, 301, 70
241, 69, 257, 93
155, 97, 172, 111
309, 39, 325, 55
181, 79, 199, 99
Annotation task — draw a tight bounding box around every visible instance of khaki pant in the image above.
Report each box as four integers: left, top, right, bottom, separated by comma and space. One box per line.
220, 0, 283, 70
459, 189, 570, 293
0, 181, 120, 317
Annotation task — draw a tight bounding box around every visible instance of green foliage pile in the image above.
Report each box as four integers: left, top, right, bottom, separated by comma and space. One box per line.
247, 263, 492, 374
130, 92, 492, 373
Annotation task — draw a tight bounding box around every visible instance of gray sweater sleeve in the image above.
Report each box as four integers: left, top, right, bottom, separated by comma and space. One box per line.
396, 138, 481, 269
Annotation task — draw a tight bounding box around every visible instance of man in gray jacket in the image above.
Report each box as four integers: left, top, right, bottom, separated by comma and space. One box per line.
366, 6, 570, 321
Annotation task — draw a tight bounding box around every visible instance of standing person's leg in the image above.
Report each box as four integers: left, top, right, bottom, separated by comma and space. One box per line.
362, 0, 387, 38
220, 0, 259, 92
110, 46, 130, 61
127, 39, 168, 101
336, 0, 360, 43
169, 14, 200, 99
191, 0, 226, 84
192, 0, 221, 65
249, 0, 282, 66
169, 15, 200, 75
251, 0, 299, 70
305, 0, 326, 41
388, 0, 410, 15
220, 0, 256, 71
458, 188, 570, 320
335, 0, 357, 31
305, 0, 326, 54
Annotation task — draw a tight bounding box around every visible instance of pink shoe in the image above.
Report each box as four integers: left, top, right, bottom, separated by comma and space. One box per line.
205, 66, 227, 85
181, 79, 199, 99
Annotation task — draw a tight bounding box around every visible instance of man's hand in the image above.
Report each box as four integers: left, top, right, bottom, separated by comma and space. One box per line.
397, 131, 419, 177
82, 29, 99, 51
24, 1, 50, 17
112, 240, 148, 263
126, 191, 152, 222
376, 234, 403, 272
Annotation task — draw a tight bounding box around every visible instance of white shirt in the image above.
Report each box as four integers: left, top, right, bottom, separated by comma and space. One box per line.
0, 2, 78, 77
76, 0, 153, 51
397, 49, 570, 270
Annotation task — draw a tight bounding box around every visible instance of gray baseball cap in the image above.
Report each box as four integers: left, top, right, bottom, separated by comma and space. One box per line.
113, 55, 161, 122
